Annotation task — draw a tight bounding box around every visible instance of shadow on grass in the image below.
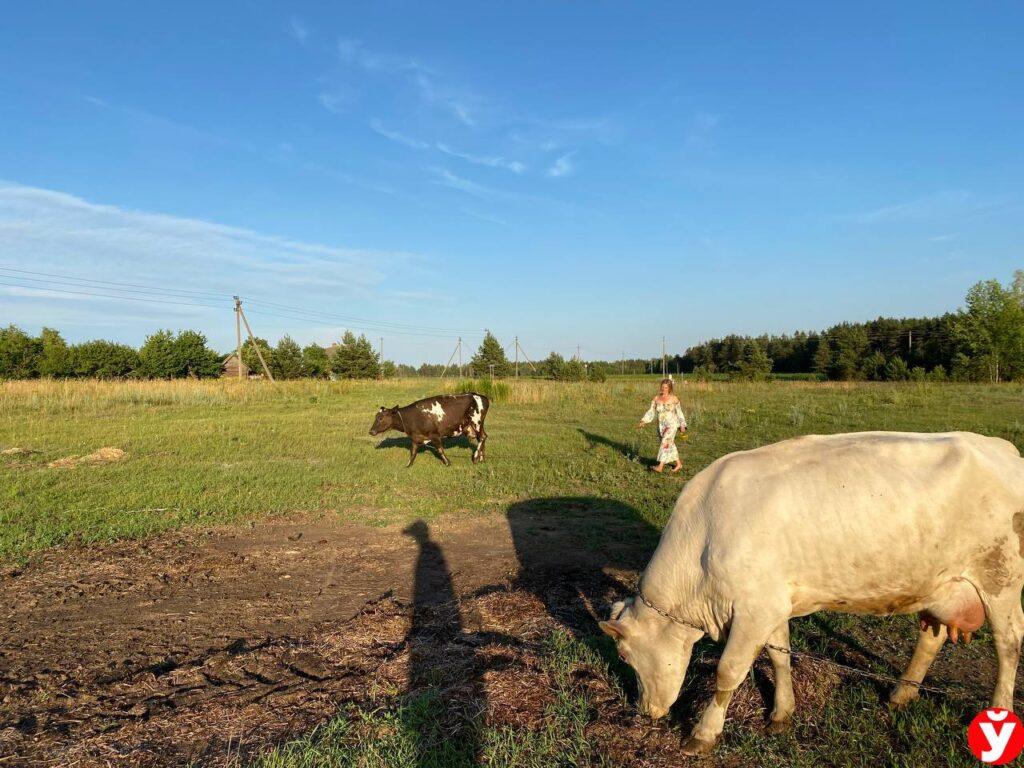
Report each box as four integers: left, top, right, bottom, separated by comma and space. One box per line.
577, 429, 656, 468
375, 436, 477, 464
402, 520, 485, 766
504, 496, 669, 704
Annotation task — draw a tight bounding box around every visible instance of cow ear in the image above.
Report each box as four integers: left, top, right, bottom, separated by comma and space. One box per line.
599, 620, 628, 640
378, 406, 385, 412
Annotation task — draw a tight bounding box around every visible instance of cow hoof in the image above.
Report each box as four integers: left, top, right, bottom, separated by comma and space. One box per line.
888, 687, 919, 709
681, 736, 716, 756
767, 717, 791, 735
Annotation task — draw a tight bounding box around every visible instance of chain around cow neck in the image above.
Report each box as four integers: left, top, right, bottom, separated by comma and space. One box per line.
635, 589, 706, 634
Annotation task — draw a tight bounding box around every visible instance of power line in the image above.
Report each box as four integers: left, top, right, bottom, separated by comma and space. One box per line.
0, 278, 227, 310
0, 268, 482, 339
0, 266, 231, 301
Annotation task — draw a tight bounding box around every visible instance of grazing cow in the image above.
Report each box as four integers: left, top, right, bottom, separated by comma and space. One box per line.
369, 393, 489, 466
600, 431, 1024, 754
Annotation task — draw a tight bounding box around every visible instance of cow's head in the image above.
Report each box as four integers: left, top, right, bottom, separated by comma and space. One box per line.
600, 596, 704, 719
369, 406, 398, 436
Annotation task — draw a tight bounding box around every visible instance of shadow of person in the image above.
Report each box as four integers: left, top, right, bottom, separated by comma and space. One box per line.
401, 520, 484, 766
577, 429, 656, 468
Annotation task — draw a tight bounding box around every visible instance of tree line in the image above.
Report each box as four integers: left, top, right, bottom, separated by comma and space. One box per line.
0, 327, 401, 381
2, 272, 1020, 382
678, 272, 1024, 382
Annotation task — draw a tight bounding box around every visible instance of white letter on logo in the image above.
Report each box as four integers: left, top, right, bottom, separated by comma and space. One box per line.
980, 721, 1015, 763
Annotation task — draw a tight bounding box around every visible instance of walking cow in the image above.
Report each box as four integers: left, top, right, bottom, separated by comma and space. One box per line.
369, 393, 489, 467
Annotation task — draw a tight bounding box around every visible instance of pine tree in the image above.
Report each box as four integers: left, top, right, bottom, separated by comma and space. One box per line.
470, 331, 511, 377
138, 330, 177, 378
542, 352, 566, 380
302, 344, 330, 378
331, 331, 380, 379
272, 335, 304, 379
242, 337, 275, 377
732, 340, 773, 381
812, 336, 833, 379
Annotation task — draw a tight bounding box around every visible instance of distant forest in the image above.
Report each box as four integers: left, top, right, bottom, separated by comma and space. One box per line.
1, 272, 1021, 382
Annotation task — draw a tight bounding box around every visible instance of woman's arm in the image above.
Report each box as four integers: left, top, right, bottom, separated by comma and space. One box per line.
675, 401, 687, 429
639, 399, 657, 425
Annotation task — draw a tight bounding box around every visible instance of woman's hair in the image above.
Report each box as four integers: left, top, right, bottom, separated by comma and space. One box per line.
658, 378, 674, 393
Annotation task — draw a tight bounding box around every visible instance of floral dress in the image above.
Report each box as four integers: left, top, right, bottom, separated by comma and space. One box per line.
640, 398, 688, 464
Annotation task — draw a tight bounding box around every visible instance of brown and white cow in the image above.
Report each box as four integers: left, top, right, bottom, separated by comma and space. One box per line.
601, 431, 1024, 754
369, 393, 489, 466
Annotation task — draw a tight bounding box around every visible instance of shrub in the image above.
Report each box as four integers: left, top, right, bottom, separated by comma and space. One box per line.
70, 340, 140, 378
884, 357, 910, 381
0, 325, 42, 379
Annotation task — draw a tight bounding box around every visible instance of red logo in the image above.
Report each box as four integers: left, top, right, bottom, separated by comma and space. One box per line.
968, 709, 1024, 764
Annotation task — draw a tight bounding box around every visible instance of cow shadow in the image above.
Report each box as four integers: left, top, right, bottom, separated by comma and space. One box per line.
578, 429, 656, 469
375, 436, 477, 463
502, 497, 770, 727
504, 497, 671, 702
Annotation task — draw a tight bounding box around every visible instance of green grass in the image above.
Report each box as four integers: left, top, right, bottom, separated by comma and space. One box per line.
2, 377, 1023, 561
240, 630, 609, 768
5, 377, 1023, 765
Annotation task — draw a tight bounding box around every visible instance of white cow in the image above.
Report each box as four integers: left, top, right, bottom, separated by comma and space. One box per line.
601, 431, 1024, 754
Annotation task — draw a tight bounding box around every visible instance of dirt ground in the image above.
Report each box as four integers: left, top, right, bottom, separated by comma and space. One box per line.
0, 500, 661, 766
1, 498, 1009, 767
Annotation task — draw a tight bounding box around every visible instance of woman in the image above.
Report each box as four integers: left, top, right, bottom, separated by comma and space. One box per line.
638, 378, 687, 473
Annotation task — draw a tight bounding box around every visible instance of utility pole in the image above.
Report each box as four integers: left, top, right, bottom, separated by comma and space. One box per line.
458, 337, 463, 377
234, 296, 243, 380
576, 344, 581, 361
662, 336, 667, 377
489, 363, 495, 380
514, 338, 539, 376
908, 330, 913, 354
378, 337, 384, 380
620, 352, 624, 376
235, 298, 274, 381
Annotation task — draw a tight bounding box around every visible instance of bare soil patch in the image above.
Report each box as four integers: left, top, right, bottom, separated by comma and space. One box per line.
0, 502, 656, 766
0, 500, 1005, 766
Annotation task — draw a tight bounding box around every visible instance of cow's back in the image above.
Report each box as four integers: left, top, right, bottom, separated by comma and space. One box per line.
652, 432, 1024, 613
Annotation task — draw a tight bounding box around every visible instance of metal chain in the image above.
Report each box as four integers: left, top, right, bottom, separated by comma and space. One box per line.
635, 591, 1009, 704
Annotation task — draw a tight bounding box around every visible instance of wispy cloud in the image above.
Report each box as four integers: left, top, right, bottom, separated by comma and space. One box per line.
412, 71, 477, 127
546, 152, 575, 178
0, 182, 418, 305
852, 190, 1000, 223
427, 167, 498, 199
288, 16, 311, 44
370, 120, 525, 173
318, 90, 354, 115
461, 208, 508, 226
436, 143, 525, 174
337, 38, 425, 75
82, 95, 224, 146
369, 119, 431, 150
328, 39, 478, 126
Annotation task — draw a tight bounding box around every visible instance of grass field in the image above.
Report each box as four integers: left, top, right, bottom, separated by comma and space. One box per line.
3, 377, 1022, 561
4, 377, 1024, 766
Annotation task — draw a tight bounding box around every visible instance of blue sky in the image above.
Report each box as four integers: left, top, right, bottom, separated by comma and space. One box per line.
1, 2, 1022, 363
